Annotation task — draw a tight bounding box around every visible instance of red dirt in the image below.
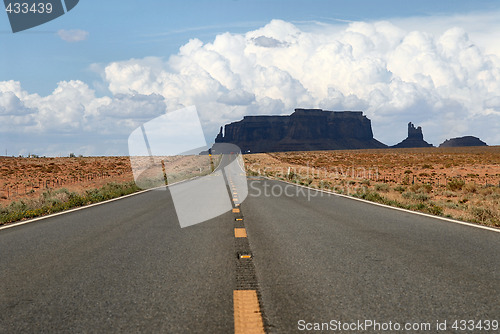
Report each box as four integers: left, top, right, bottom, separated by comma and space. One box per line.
0, 157, 134, 207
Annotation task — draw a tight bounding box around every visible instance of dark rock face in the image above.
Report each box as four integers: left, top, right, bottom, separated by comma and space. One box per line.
439, 136, 487, 147
215, 108, 387, 153
391, 122, 433, 148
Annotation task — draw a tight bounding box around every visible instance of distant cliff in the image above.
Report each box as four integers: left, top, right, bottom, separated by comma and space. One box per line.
439, 136, 487, 147
391, 122, 433, 148
215, 108, 387, 153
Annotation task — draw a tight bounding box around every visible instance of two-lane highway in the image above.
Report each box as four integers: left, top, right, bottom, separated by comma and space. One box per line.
1, 177, 498, 333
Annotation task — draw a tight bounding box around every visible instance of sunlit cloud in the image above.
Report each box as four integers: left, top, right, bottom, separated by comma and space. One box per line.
2, 12, 500, 155
57, 29, 89, 42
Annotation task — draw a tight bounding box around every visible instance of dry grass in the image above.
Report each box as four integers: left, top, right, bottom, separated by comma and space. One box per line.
0, 154, 219, 225
0, 156, 134, 206
1, 148, 499, 227
244, 147, 500, 227
0, 156, 139, 225
0, 182, 140, 225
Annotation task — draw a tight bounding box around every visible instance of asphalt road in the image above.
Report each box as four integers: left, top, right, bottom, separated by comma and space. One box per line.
0, 188, 235, 333
1, 177, 499, 333
244, 179, 499, 333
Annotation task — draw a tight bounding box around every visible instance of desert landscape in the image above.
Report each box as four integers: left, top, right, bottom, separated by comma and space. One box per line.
1, 146, 499, 227
0, 156, 134, 205
244, 146, 500, 227
0, 156, 138, 224
0, 153, 222, 225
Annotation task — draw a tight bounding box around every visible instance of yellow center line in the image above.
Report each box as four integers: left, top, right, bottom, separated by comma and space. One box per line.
234, 290, 265, 334
232, 208, 240, 213
234, 228, 247, 238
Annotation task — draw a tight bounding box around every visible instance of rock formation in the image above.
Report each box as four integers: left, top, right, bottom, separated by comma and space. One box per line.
391, 122, 433, 148
214, 108, 387, 153
439, 136, 487, 147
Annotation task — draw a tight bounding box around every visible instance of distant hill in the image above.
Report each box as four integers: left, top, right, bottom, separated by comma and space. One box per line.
215, 108, 387, 153
391, 122, 433, 148
439, 136, 487, 147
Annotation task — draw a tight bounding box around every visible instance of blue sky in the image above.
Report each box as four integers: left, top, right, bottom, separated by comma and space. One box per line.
1, 0, 500, 156
2, 0, 499, 95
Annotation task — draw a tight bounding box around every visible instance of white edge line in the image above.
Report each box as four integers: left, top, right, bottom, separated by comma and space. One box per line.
0, 174, 201, 231
0, 154, 230, 232
0, 186, 162, 231
260, 176, 500, 233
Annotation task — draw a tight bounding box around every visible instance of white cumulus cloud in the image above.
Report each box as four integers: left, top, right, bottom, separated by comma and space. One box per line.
2, 13, 500, 155
57, 29, 89, 42
101, 16, 500, 146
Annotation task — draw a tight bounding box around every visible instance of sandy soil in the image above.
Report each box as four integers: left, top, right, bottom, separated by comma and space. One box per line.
245, 147, 500, 186
243, 146, 500, 227
1, 147, 499, 226
0, 153, 219, 207
0, 156, 134, 206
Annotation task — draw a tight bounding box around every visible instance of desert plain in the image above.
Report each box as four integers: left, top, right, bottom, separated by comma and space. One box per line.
245, 146, 500, 227
1, 146, 499, 227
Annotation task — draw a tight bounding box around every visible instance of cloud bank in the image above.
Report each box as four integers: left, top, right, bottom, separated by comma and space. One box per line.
2, 14, 500, 155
